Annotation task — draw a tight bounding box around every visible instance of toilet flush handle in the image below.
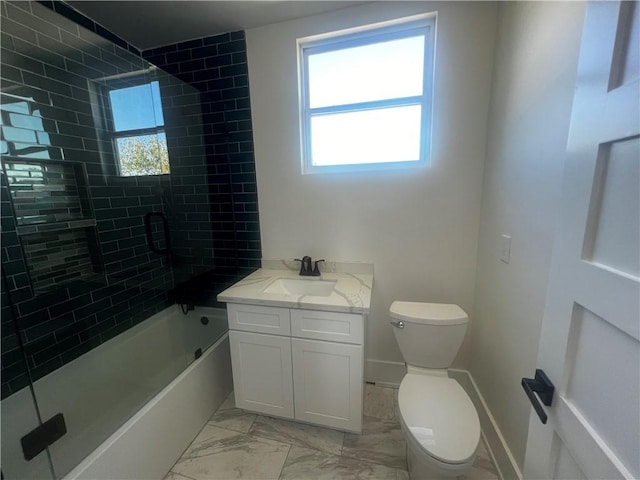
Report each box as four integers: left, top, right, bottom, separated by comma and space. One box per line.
390, 320, 405, 329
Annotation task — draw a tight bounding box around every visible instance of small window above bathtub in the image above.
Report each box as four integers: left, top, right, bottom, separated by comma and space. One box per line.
104, 79, 169, 177
298, 15, 436, 174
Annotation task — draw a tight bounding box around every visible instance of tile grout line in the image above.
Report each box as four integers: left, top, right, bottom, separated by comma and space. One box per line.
276, 444, 293, 480
167, 470, 199, 480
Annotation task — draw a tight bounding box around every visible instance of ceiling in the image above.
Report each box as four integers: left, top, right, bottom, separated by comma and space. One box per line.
68, 1, 368, 51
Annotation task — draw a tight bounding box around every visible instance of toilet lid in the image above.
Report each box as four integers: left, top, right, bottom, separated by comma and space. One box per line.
389, 302, 468, 325
398, 374, 480, 465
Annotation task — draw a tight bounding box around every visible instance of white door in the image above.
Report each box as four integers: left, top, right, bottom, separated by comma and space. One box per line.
523, 2, 640, 479
292, 338, 363, 433
229, 330, 294, 418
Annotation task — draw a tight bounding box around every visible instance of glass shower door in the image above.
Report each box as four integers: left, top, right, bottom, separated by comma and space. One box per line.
1, 187, 55, 480
0, 2, 219, 478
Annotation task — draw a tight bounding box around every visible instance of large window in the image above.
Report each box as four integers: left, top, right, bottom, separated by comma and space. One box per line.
299, 16, 435, 174
107, 80, 169, 177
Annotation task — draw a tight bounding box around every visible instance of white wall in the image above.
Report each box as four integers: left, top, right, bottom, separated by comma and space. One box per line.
246, 2, 497, 373
471, 1, 586, 471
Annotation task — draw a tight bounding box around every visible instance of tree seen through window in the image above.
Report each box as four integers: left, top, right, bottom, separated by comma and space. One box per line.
108, 81, 169, 176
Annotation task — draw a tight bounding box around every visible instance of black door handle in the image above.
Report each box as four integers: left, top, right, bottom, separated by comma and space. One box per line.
521, 369, 555, 424
144, 211, 171, 254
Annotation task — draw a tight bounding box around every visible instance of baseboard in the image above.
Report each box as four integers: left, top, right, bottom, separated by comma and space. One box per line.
449, 369, 523, 480
365, 358, 405, 387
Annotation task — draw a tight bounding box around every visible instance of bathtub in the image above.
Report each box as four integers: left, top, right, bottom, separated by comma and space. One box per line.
2, 305, 233, 480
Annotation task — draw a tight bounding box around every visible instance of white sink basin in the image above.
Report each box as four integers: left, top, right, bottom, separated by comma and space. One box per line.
263, 278, 337, 297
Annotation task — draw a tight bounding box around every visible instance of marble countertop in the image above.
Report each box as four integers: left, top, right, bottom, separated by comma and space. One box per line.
217, 260, 373, 314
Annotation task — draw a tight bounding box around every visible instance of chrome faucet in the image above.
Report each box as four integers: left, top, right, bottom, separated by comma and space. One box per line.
294, 256, 324, 276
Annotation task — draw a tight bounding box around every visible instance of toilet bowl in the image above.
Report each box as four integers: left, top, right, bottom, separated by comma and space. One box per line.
390, 301, 481, 479
399, 372, 480, 478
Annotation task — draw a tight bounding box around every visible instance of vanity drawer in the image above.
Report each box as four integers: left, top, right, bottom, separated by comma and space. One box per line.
291, 309, 363, 345
227, 303, 291, 336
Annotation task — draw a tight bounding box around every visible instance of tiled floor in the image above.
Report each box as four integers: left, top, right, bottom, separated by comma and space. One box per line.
165, 385, 500, 480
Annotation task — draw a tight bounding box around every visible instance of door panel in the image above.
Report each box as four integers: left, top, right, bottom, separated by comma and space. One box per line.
523, 2, 640, 479
563, 306, 639, 474
551, 435, 586, 480
583, 137, 639, 277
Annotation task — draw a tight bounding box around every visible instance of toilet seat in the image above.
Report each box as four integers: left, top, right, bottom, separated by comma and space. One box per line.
398, 373, 480, 465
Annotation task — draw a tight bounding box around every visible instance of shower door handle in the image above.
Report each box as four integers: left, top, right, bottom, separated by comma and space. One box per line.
521, 369, 554, 424
21, 413, 67, 461
144, 211, 171, 254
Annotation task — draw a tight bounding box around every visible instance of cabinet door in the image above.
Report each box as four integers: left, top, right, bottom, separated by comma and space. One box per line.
292, 338, 363, 433
229, 330, 294, 418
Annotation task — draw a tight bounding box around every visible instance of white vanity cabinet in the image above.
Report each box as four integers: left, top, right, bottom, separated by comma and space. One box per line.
227, 303, 364, 433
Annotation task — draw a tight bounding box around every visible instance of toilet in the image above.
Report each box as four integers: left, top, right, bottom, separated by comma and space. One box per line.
390, 301, 481, 479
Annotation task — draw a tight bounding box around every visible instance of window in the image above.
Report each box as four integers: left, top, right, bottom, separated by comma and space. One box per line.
106, 80, 169, 176
299, 16, 435, 173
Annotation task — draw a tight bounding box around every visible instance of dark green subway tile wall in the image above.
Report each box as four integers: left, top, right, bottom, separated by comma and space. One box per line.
142, 29, 262, 304
0, 0, 261, 398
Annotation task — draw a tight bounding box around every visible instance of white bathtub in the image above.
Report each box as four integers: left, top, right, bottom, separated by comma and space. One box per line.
2, 305, 233, 480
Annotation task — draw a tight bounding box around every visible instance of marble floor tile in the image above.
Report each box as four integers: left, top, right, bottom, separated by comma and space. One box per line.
341, 416, 407, 470
166, 391, 501, 480
363, 384, 396, 421
279, 445, 401, 480
461, 439, 499, 480
393, 387, 401, 422
208, 391, 257, 433
249, 415, 344, 455
476, 438, 491, 461
395, 469, 410, 480
171, 424, 290, 480
163, 472, 194, 480
208, 407, 257, 434
461, 463, 500, 480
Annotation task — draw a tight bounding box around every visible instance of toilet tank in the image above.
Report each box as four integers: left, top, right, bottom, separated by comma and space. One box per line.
390, 302, 469, 369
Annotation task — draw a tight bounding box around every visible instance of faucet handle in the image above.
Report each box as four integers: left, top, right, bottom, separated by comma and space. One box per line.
313, 259, 325, 276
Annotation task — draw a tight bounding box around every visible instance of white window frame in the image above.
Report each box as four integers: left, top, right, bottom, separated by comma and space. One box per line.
298, 15, 436, 174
